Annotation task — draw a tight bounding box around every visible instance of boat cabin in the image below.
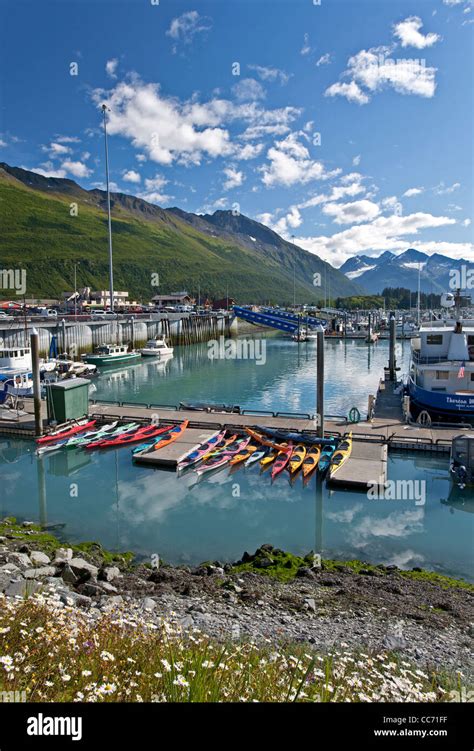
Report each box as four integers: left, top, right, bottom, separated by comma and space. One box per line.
95, 344, 129, 356
410, 321, 474, 394
0, 347, 32, 371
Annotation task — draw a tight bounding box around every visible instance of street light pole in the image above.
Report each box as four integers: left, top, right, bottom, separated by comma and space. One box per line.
291, 235, 296, 309
74, 262, 78, 321
102, 104, 114, 313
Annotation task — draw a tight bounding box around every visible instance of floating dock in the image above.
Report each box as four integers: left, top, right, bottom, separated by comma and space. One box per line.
133, 428, 220, 468
328, 441, 388, 491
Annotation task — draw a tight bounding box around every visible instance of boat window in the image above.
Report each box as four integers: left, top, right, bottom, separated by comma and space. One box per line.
468, 335, 474, 345
426, 334, 443, 345
435, 371, 449, 380
431, 387, 446, 392
471, 373, 474, 381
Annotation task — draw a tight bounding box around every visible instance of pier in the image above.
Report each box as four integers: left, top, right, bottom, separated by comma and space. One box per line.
1, 395, 463, 484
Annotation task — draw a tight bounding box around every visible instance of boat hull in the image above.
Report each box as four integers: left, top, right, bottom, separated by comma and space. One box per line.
408, 378, 474, 420
82, 353, 141, 366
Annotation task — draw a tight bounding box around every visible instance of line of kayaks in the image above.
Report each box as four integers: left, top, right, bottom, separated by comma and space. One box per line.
177, 427, 353, 481
35, 418, 354, 480
36, 417, 190, 457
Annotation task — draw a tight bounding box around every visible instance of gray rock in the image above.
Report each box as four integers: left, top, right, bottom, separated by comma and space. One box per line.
141, 597, 156, 612
100, 595, 123, 610
5, 579, 41, 598
59, 590, 92, 608
69, 558, 99, 578
23, 567, 56, 579
0, 573, 15, 593
22, 521, 35, 528
100, 566, 121, 582
54, 547, 73, 563
30, 551, 51, 566
0, 536, 7, 544
60, 564, 79, 586
179, 615, 194, 629
81, 582, 103, 597
296, 567, 315, 579
7, 552, 32, 569
99, 582, 118, 593
0, 563, 20, 573
304, 598, 317, 613
382, 634, 408, 651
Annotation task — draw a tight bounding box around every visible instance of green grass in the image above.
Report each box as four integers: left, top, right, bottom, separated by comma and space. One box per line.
0, 518, 134, 568
0, 596, 469, 703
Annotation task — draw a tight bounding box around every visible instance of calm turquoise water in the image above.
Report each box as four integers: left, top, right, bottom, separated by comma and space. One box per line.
0, 336, 472, 580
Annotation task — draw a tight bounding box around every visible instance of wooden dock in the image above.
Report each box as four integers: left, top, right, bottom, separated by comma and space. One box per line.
328, 441, 388, 491
0, 394, 469, 484
133, 427, 220, 468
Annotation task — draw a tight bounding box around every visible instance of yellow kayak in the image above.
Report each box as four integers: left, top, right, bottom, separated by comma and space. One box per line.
260, 442, 288, 469
329, 432, 353, 476
302, 444, 321, 477
289, 444, 306, 474
230, 445, 258, 466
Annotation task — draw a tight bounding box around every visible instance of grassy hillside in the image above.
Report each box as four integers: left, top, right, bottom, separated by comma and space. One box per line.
0, 167, 359, 303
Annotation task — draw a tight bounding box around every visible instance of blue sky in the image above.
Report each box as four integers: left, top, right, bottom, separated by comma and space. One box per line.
1, 0, 472, 267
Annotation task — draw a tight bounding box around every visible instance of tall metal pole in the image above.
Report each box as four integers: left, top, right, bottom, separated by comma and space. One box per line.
30, 328, 43, 436
316, 328, 325, 438
417, 262, 421, 327
291, 235, 296, 308
74, 262, 77, 321
389, 313, 396, 381
102, 104, 114, 313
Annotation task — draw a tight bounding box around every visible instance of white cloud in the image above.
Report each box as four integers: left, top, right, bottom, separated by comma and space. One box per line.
293, 212, 462, 266
326, 44, 437, 104
61, 160, 91, 178
93, 79, 301, 167
403, 187, 424, 197
434, 181, 461, 194
122, 169, 141, 183
323, 199, 381, 225
325, 81, 370, 105
42, 142, 72, 157
144, 174, 168, 192
23, 164, 67, 179
136, 154, 146, 163
55, 135, 81, 144
300, 33, 311, 56
166, 11, 211, 48
316, 53, 332, 67
260, 132, 341, 188
352, 154, 361, 166
105, 58, 118, 79
223, 167, 244, 190
393, 16, 441, 49
0, 139, 6, 147
232, 78, 266, 101
462, 218, 472, 227
248, 65, 290, 85
235, 142, 264, 160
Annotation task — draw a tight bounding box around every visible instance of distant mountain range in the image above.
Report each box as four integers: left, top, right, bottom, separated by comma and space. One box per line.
0, 163, 360, 303
339, 248, 473, 296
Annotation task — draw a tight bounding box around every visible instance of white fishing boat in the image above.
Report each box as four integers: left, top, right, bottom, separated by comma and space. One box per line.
408, 317, 474, 421
82, 343, 141, 366
0, 372, 34, 398
0, 347, 32, 379
140, 338, 174, 358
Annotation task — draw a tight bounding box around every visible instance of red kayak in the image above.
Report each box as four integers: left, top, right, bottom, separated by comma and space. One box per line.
36, 419, 97, 445
271, 443, 293, 480
86, 423, 172, 450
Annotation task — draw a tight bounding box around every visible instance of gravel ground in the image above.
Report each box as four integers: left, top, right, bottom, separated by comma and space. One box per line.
1, 528, 472, 679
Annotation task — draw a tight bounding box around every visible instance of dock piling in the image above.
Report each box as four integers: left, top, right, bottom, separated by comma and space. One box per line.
316, 328, 325, 437
30, 328, 43, 437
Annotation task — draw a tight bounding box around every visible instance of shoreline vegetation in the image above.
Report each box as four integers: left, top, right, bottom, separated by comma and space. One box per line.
0, 518, 472, 703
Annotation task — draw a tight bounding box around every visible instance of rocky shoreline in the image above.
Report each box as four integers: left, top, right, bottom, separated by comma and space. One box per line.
0, 519, 472, 680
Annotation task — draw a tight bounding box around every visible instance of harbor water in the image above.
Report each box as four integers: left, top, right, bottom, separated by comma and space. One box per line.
0, 336, 472, 580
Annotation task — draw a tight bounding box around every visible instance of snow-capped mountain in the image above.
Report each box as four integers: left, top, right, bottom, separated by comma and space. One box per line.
339, 249, 473, 295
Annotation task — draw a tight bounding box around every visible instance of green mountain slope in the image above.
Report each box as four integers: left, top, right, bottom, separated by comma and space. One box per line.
0, 163, 362, 303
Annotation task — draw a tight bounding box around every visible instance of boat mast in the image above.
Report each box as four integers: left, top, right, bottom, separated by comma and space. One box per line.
417, 262, 421, 327
102, 104, 114, 314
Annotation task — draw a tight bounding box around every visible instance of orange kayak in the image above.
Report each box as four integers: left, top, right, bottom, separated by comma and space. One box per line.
134, 420, 189, 456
